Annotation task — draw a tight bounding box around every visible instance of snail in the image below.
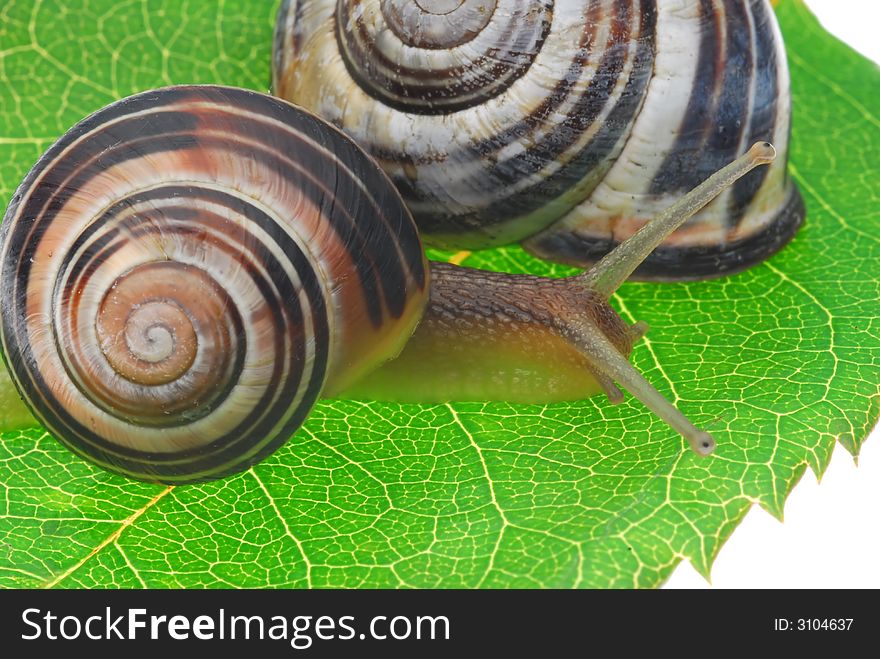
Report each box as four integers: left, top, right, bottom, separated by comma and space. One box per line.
0, 85, 774, 484
272, 0, 805, 280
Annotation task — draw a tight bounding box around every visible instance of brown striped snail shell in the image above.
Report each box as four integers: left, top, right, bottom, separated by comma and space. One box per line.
272, 0, 805, 280
0, 85, 776, 485
0, 85, 427, 484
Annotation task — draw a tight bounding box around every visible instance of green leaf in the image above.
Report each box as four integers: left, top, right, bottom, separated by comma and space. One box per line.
0, 0, 877, 588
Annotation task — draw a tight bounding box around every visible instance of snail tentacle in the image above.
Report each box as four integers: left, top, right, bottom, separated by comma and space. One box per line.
587, 367, 625, 405
566, 316, 716, 456
582, 142, 778, 298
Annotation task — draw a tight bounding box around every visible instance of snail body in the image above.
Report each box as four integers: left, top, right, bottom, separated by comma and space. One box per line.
0, 86, 774, 483
344, 262, 638, 404
273, 0, 804, 279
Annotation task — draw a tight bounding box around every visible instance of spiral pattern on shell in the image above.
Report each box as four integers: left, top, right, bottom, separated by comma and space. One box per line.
277, 0, 653, 247
274, 0, 804, 279
337, 0, 552, 114
0, 85, 427, 484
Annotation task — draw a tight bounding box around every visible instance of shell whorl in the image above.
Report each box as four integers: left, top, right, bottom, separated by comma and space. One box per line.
273, 0, 804, 277
381, 0, 496, 50
275, 0, 660, 246
0, 85, 427, 484
337, 0, 551, 114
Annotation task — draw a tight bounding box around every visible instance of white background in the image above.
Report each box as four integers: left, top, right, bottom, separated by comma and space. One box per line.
665, 1, 880, 588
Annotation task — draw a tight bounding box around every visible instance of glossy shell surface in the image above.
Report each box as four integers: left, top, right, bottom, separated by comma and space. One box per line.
0, 85, 427, 483
274, 0, 804, 278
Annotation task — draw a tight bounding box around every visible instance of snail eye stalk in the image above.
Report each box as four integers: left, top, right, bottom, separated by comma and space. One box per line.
564, 143, 775, 456
582, 142, 777, 298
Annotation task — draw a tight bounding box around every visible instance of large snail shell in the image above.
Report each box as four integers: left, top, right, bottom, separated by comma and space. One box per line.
273, 0, 804, 279
0, 85, 427, 484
